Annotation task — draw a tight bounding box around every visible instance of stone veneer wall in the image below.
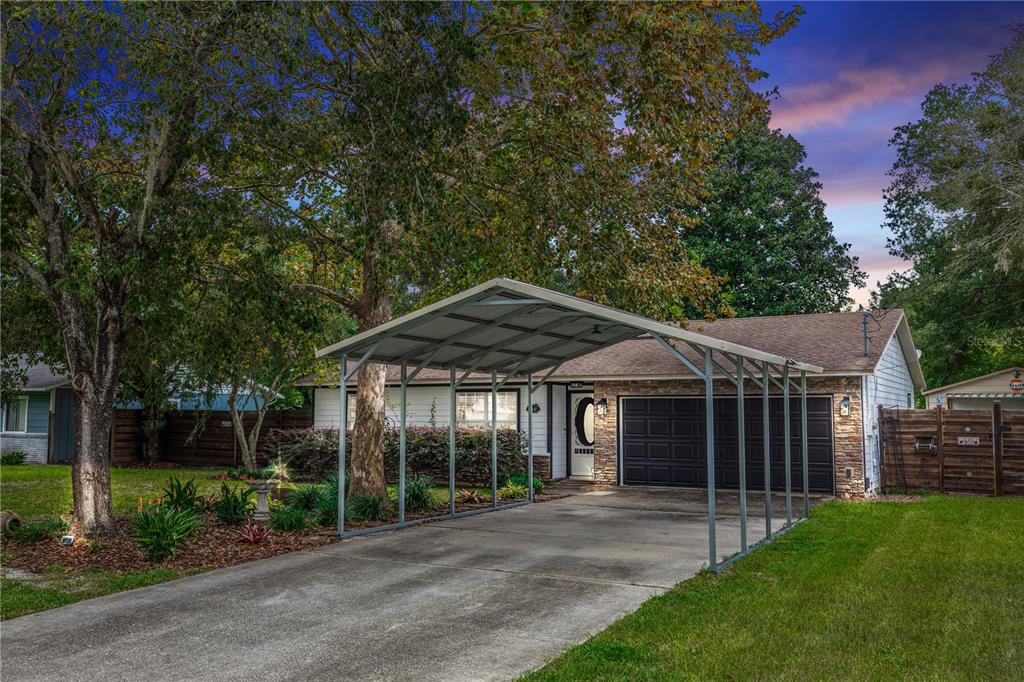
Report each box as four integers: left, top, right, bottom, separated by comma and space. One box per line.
592, 376, 866, 498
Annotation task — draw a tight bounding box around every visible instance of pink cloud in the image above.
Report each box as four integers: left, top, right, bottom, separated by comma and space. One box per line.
771, 64, 948, 132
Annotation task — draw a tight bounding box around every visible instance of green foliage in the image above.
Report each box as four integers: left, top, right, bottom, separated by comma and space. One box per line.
681, 114, 865, 316
497, 483, 530, 501
269, 505, 308, 532
275, 427, 526, 487
879, 33, 1024, 387
4, 517, 68, 543
345, 495, 390, 522
404, 474, 434, 511
131, 505, 198, 562
0, 452, 27, 465
313, 492, 339, 527
287, 485, 324, 513
271, 428, 341, 480
213, 482, 254, 525
161, 477, 201, 513
506, 472, 543, 496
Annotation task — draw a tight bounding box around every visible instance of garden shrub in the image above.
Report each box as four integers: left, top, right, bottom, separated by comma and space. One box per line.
214, 482, 254, 525
5, 517, 68, 543
346, 494, 389, 522
161, 476, 201, 513
132, 505, 198, 561
506, 472, 543, 495
497, 482, 529, 501
0, 451, 27, 465
313, 492, 338, 526
287, 484, 324, 513
239, 521, 271, 544
269, 426, 527, 486
404, 474, 433, 511
269, 505, 308, 532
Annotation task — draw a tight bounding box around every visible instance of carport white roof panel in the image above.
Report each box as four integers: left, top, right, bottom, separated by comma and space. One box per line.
316, 278, 823, 375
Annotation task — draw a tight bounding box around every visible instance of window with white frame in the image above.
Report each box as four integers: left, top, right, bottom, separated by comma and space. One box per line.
2, 396, 29, 432
457, 391, 517, 427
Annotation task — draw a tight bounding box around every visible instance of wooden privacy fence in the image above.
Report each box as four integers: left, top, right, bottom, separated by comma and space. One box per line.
879, 405, 1023, 496
109, 409, 313, 468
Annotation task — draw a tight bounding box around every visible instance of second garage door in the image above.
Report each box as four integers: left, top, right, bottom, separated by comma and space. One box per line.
621, 396, 834, 493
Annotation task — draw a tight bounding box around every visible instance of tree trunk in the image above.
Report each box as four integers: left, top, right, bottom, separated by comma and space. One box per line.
348, 283, 392, 501
72, 390, 119, 536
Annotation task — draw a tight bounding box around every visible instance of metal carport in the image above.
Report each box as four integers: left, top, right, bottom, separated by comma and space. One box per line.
316, 278, 824, 571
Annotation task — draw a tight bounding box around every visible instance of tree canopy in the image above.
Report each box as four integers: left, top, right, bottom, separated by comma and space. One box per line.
682, 114, 865, 317
877, 31, 1024, 388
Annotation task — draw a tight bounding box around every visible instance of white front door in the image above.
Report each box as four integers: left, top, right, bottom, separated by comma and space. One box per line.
570, 393, 595, 479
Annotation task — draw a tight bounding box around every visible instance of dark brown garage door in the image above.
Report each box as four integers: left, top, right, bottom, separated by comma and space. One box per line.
621, 396, 834, 493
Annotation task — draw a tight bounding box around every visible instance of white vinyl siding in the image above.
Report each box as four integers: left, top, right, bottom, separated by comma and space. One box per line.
314, 384, 549, 455
862, 333, 916, 493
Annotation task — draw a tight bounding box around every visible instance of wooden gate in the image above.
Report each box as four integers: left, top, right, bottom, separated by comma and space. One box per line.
879, 405, 1023, 495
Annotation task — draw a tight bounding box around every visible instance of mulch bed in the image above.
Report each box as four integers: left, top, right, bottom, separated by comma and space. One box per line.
2, 515, 338, 574
2, 492, 570, 575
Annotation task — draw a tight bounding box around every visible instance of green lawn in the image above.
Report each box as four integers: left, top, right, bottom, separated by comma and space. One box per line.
525, 496, 1024, 681
0, 464, 232, 519
0, 566, 206, 619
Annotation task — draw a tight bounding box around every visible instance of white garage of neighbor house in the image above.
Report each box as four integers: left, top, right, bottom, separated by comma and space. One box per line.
922, 367, 1024, 411
301, 296, 925, 499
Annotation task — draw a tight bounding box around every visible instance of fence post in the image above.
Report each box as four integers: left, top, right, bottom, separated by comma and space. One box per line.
993, 402, 1004, 497
936, 406, 944, 494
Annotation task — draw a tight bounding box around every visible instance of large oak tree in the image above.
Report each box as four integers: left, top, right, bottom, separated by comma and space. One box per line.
250, 2, 799, 501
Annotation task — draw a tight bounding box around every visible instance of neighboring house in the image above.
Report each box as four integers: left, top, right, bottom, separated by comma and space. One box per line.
922, 367, 1024, 411
0, 364, 73, 464
0, 362, 269, 464
298, 309, 925, 497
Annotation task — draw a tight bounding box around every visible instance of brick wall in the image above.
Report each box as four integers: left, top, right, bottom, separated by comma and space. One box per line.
592, 376, 866, 498
0, 432, 50, 464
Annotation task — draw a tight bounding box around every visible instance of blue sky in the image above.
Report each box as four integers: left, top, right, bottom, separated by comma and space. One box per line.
755, 1, 1022, 306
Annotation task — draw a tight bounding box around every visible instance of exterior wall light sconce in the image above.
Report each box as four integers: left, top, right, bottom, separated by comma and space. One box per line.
596, 398, 608, 416
531, 403, 541, 414
839, 396, 852, 416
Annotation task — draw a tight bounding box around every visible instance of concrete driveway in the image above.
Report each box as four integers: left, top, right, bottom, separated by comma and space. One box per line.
1, 486, 806, 681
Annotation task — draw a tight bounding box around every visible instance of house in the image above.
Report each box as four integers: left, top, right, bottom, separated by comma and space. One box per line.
0, 362, 270, 464
0, 363, 73, 464
922, 367, 1024, 411
299, 309, 925, 497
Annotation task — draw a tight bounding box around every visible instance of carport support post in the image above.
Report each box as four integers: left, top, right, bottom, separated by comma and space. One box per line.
449, 367, 456, 516
491, 371, 498, 507
762, 361, 771, 539
528, 373, 535, 503
338, 355, 347, 536
801, 370, 809, 518
705, 348, 717, 570
783, 365, 792, 526
399, 361, 408, 523
736, 358, 747, 551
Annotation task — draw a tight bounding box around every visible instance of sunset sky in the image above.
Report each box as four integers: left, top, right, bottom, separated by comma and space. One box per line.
756, 1, 1021, 307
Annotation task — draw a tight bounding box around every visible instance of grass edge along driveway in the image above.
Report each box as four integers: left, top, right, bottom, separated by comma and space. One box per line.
523, 496, 1024, 681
